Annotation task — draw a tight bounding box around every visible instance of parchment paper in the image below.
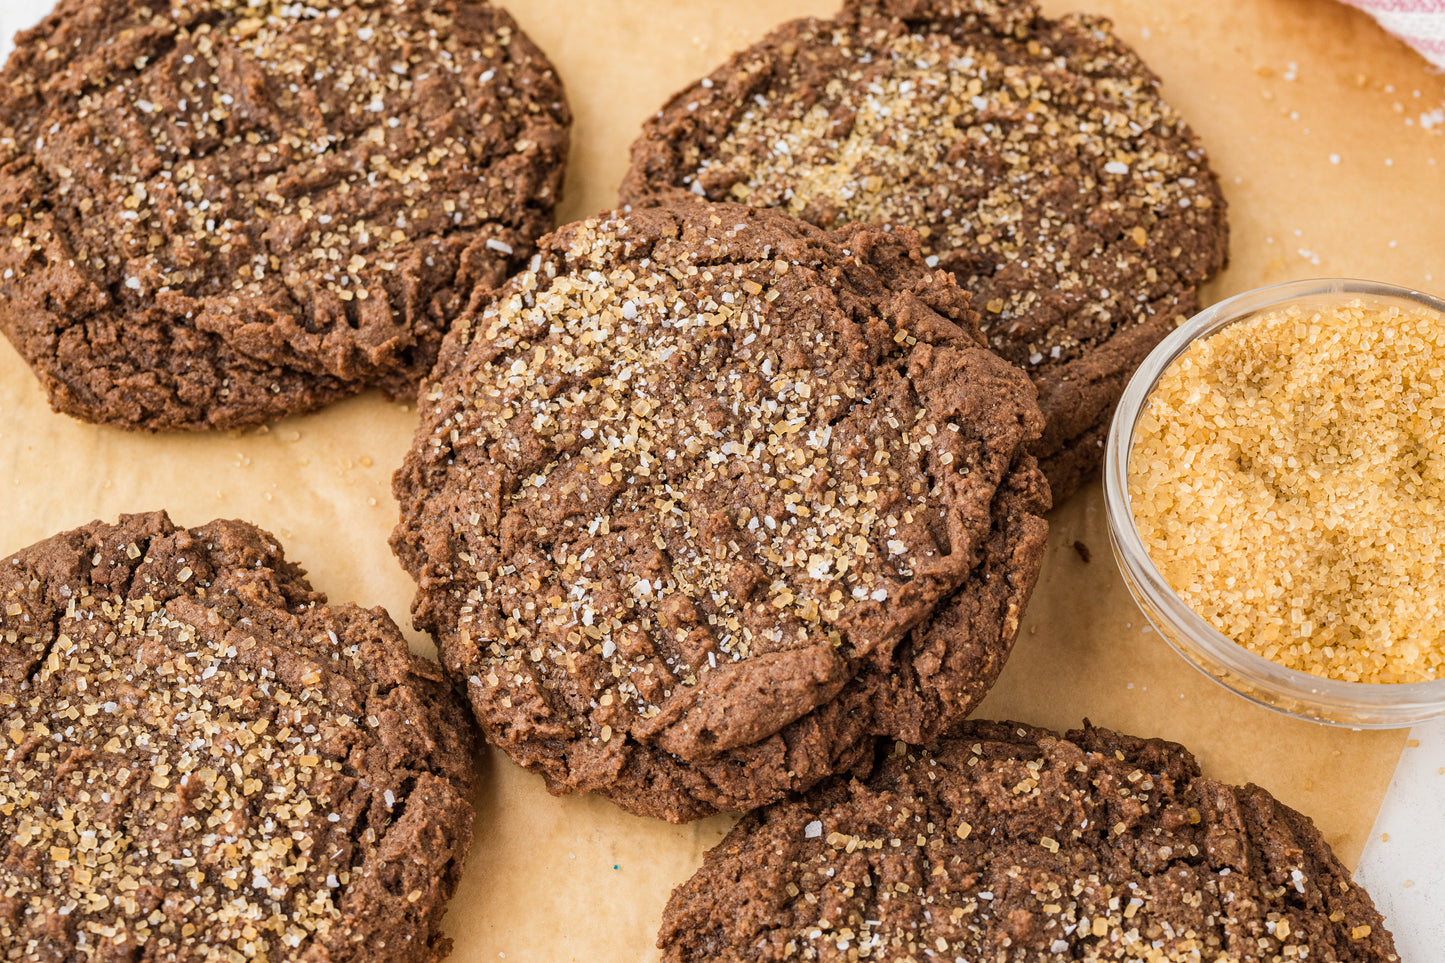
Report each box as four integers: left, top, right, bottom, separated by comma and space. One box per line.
1, 0, 1441, 959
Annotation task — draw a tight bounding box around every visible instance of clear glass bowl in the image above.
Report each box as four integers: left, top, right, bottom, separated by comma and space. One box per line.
1104, 278, 1445, 728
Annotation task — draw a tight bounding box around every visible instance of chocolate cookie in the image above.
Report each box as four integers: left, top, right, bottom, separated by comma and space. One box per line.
621, 0, 1229, 502
0, 512, 476, 961
0, 0, 569, 430
660, 721, 1398, 962
392, 202, 1050, 821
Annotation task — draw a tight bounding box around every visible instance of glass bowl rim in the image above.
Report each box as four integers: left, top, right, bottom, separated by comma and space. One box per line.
1103, 277, 1445, 726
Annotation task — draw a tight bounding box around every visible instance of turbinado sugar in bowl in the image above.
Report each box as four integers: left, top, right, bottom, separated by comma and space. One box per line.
1129, 298, 1445, 684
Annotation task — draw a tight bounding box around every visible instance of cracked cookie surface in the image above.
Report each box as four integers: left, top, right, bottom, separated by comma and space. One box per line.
0, 511, 476, 961
661, 720, 1398, 963
393, 202, 1049, 821
621, 0, 1228, 501
0, 0, 569, 429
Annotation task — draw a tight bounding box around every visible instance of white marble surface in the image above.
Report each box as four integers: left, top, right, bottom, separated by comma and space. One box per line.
1, 5, 48, 55
0, 5, 43, 46
0, 1, 1441, 959
1356, 718, 1445, 963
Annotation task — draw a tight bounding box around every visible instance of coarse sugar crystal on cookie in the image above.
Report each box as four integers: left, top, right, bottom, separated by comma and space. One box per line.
0, 512, 476, 961
621, 0, 1229, 502
392, 202, 1050, 821
660, 720, 1399, 963
0, 0, 569, 430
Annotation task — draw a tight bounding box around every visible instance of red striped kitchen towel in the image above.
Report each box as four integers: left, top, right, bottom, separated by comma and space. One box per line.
1343, 0, 1445, 68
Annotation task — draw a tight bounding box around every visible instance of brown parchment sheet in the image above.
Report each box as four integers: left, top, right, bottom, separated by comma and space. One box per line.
1, 0, 1442, 958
